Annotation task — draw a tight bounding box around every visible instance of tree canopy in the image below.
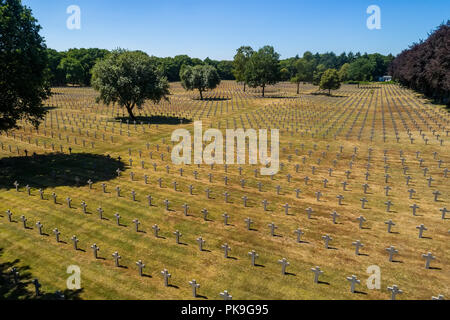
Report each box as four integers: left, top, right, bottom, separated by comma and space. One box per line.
390, 21, 449, 105
320, 69, 341, 95
233, 46, 254, 92
338, 63, 350, 82
180, 64, 221, 100
58, 57, 84, 85
245, 45, 281, 97
43, 46, 394, 90
91, 49, 170, 120
291, 59, 309, 94
0, 0, 51, 132
313, 64, 327, 86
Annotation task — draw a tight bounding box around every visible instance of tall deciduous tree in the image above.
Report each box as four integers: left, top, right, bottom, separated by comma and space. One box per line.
91, 49, 170, 120
347, 58, 375, 85
292, 59, 310, 94
46, 49, 66, 86
232, 46, 254, 92
58, 57, 84, 85
320, 69, 341, 95
245, 45, 280, 97
180, 64, 221, 100
390, 21, 449, 105
0, 0, 51, 132
338, 63, 350, 82
66, 48, 110, 86
312, 64, 327, 86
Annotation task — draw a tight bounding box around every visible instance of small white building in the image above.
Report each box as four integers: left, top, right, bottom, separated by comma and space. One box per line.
379, 75, 392, 82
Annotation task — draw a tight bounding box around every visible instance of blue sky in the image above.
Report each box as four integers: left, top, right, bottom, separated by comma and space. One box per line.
23, 0, 449, 60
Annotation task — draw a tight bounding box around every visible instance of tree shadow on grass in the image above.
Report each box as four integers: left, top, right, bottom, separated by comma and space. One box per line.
0, 153, 125, 190
309, 92, 347, 98
192, 97, 231, 101
262, 95, 301, 99
0, 248, 83, 300
42, 106, 58, 112
113, 115, 192, 125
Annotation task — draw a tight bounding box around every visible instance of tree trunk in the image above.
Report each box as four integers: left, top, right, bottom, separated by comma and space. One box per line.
297, 82, 300, 95
199, 88, 203, 100
262, 84, 265, 97
328, 89, 331, 95
126, 104, 136, 120
243, 82, 246, 92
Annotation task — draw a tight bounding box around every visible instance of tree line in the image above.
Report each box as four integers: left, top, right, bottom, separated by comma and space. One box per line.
47, 47, 394, 89
232, 46, 394, 96
3, 0, 445, 133
390, 21, 450, 106
46, 49, 235, 86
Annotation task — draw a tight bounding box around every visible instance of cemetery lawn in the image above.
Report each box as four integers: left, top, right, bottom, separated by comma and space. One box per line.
0, 82, 449, 300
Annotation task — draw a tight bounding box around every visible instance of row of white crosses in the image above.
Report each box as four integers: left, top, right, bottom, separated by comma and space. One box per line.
6, 140, 447, 256
11, 83, 449, 152
6, 138, 447, 239
12, 173, 447, 244
2, 84, 448, 299
3, 206, 446, 300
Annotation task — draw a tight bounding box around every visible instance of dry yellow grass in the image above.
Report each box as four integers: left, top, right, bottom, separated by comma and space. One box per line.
0, 81, 448, 300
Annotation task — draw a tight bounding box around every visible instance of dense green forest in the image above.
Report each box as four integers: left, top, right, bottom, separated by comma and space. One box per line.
45, 48, 393, 87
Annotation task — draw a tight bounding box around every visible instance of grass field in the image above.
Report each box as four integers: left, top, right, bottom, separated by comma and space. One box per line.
0, 81, 448, 300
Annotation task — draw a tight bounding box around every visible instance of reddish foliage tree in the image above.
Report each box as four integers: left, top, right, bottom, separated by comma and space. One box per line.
390, 21, 450, 105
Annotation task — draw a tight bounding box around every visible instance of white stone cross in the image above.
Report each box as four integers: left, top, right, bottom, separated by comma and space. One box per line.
132, 219, 140, 232
322, 235, 332, 249
356, 216, 366, 229
283, 203, 291, 215
173, 230, 182, 244
352, 240, 364, 255
189, 279, 200, 297
278, 258, 290, 275
114, 213, 121, 226
360, 197, 368, 209
136, 260, 145, 276
244, 217, 253, 230
36, 221, 43, 235
311, 266, 324, 284
346, 275, 360, 293
306, 207, 314, 219
386, 246, 398, 262
410, 204, 419, 216
248, 250, 259, 266
91, 244, 100, 259
161, 269, 171, 287
197, 237, 205, 251
222, 213, 230, 225
71, 235, 79, 250
422, 252, 435, 269
416, 224, 427, 238
387, 285, 403, 300
385, 220, 396, 233
262, 199, 269, 211
220, 290, 232, 300
53, 228, 60, 242
152, 224, 160, 237
440, 207, 448, 219
222, 243, 231, 258
112, 251, 121, 267
268, 222, 277, 236
330, 211, 340, 224
294, 228, 304, 243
